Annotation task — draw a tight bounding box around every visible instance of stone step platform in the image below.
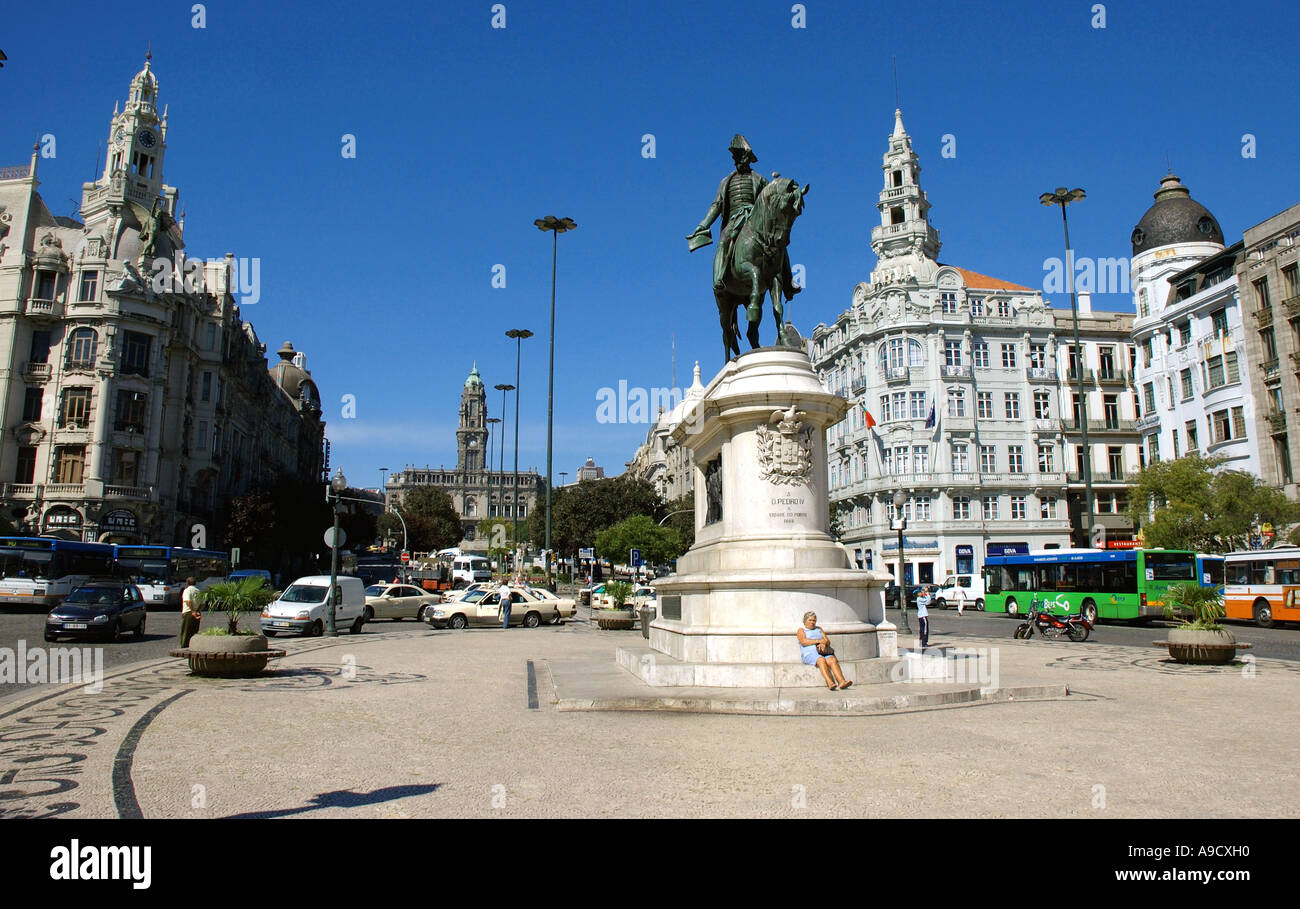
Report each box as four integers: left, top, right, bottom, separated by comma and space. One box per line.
540, 646, 1072, 716
616, 644, 901, 688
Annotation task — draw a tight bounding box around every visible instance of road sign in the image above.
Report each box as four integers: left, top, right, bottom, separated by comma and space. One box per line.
324, 527, 347, 549
400, 551, 410, 562
630, 548, 642, 567
579, 548, 594, 559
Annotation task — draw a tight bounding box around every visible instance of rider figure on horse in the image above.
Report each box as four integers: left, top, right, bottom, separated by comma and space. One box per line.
688, 135, 801, 319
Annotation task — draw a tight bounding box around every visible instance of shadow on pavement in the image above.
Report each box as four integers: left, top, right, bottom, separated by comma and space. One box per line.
221, 784, 442, 818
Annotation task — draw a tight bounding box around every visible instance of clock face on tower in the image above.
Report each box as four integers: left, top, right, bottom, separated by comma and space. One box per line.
113, 128, 126, 147
138, 129, 157, 149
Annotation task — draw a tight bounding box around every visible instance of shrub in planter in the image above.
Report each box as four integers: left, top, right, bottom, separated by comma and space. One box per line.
1160, 583, 1237, 665
176, 577, 282, 677
595, 580, 636, 630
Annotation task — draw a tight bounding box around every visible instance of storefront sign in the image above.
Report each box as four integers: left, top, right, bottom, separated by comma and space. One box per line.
43, 507, 82, 529
101, 510, 138, 533
986, 542, 1028, 557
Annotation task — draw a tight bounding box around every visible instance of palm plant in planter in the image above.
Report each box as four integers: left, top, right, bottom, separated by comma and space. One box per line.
1160, 583, 1238, 665
596, 580, 636, 630
176, 577, 283, 677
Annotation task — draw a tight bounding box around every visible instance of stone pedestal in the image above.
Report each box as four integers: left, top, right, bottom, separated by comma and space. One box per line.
649, 348, 895, 686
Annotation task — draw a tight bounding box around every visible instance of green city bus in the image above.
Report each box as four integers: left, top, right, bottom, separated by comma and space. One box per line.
982, 548, 1200, 624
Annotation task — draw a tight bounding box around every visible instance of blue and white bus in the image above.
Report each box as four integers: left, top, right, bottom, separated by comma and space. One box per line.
0, 537, 116, 609
111, 545, 229, 607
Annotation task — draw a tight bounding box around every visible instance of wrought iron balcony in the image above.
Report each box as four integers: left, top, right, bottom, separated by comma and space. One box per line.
1026, 367, 1054, 383
1254, 306, 1275, 327
884, 366, 910, 383
1268, 411, 1288, 434
941, 364, 971, 379
1284, 294, 1300, 317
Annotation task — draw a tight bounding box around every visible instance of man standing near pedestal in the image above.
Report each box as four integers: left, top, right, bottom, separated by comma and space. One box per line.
497, 578, 513, 630
915, 585, 931, 650
179, 576, 202, 648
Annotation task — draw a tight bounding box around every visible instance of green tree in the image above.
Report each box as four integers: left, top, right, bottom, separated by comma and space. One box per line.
395, 486, 463, 553
1128, 454, 1300, 551
528, 475, 662, 556
594, 514, 683, 566
227, 477, 331, 574
663, 492, 695, 552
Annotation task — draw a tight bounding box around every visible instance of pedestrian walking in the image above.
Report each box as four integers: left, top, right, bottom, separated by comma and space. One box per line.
916, 584, 931, 649
497, 578, 513, 630
179, 576, 202, 647
955, 583, 967, 617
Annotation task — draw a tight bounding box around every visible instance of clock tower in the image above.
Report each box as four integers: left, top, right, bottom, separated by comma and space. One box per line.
81, 52, 178, 225
457, 365, 488, 473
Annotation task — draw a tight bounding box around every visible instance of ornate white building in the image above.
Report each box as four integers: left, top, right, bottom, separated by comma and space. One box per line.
810, 110, 1140, 582
626, 362, 704, 503
1128, 175, 1259, 474
0, 57, 325, 544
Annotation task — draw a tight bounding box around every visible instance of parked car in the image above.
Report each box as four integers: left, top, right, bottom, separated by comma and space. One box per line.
884, 584, 932, 610
261, 575, 367, 636
527, 587, 576, 623
363, 583, 443, 622
933, 574, 986, 611
443, 582, 488, 603
595, 585, 657, 609
45, 580, 148, 642
425, 587, 561, 629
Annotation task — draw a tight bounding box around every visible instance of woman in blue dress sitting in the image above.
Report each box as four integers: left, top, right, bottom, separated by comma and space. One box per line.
796, 611, 852, 691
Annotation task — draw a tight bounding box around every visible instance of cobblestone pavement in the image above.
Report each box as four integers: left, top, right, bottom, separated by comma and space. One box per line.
0, 618, 1295, 819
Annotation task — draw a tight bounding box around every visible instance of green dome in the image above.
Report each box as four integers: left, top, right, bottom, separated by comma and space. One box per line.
464, 364, 483, 389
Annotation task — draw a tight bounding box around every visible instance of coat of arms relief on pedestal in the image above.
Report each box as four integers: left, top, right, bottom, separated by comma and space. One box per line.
757, 404, 814, 486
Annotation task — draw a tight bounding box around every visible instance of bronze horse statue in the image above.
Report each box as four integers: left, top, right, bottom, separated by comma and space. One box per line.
715, 177, 809, 359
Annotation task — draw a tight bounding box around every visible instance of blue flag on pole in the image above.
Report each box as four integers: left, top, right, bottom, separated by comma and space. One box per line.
924, 405, 936, 429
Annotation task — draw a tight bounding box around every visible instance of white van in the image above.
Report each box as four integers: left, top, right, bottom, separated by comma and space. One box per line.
261, 575, 367, 636
451, 556, 492, 588
933, 574, 985, 611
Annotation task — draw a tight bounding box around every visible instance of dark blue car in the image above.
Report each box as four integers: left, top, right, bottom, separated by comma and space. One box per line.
45, 581, 148, 642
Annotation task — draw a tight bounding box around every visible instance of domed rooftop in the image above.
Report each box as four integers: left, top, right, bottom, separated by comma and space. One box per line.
1131, 174, 1224, 256
465, 363, 483, 389
269, 341, 320, 412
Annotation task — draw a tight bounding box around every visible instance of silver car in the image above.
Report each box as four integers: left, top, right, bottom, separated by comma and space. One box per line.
425, 588, 560, 629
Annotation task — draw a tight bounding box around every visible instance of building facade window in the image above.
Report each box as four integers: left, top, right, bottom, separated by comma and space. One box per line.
121, 331, 151, 377
60, 388, 92, 428
15, 446, 37, 484
1037, 444, 1054, 473
952, 443, 970, 472
1000, 343, 1017, 368
980, 445, 996, 473
940, 291, 957, 314
1010, 495, 1026, 520
944, 340, 962, 367
22, 388, 43, 422
973, 342, 989, 368
1033, 391, 1051, 419
66, 328, 97, 368
977, 391, 993, 420
1004, 392, 1021, 420
1008, 446, 1024, 474
947, 388, 966, 417
1040, 496, 1057, 519
78, 271, 99, 303
53, 446, 86, 484
982, 497, 1000, 520
115, 390, 147, 432
952, 496, 971, 520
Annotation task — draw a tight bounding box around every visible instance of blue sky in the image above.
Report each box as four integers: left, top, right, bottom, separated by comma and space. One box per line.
4, 0, 1298, 491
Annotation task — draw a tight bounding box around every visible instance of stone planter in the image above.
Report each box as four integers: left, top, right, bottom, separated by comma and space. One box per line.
596, 609, 636, 631
1162, 627, 1238, 665
170, 633, 285, 677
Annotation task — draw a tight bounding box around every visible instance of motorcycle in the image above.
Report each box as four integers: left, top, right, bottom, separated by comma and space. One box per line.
1013, 597, 1092, 642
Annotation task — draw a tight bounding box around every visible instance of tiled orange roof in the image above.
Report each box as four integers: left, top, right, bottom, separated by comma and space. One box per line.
945, 265, 1034, 292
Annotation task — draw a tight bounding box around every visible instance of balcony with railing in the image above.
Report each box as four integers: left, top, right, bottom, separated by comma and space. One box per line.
1063, 418, 1137, 434
1067, 469, 1131, 484
105, 484, 151, 500
1254, 306, 1275, 326
1268, 411, 1288, 434
21, 362, 51, 382
1033, 418, 1061, 433
1262, 359, 1281, 381
45, 484, 85, 497
1136, 412, 1162, 433
883, 366, 910, 383
1284, 294, 1300, 317
1092, 368, 1130, 386
1290, 350, 1300, 372
940, 364, 971, 379
1026, 367, 1054, 383
1, 484, 38, 500
24, 297, 63, 320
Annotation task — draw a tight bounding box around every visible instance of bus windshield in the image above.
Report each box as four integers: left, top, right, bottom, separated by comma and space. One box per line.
1146, 552, 1196, 581
118, 558, 171, 584
0, 550, 54, 580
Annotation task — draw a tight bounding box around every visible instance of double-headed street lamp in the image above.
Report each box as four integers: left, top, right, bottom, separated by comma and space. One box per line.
1040, 186, 1093, 545
535, 215, 577, 586
892, 489, 911, 634
505, 328, 533, 575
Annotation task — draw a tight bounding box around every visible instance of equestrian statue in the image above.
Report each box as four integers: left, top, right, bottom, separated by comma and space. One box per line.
687, 135, 809, 361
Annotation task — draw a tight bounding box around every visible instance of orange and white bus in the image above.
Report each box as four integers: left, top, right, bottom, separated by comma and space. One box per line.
1224, 546, 1300, 628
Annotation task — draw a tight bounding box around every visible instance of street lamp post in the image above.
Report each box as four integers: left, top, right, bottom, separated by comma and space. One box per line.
1041, 186, 1093, 546
327, 468, 347, 637
505, 329, 533, 576
893, 489, 911, 634
535, 215, 577, 588
486, 417, 501, 475
494, 383, 514, 552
